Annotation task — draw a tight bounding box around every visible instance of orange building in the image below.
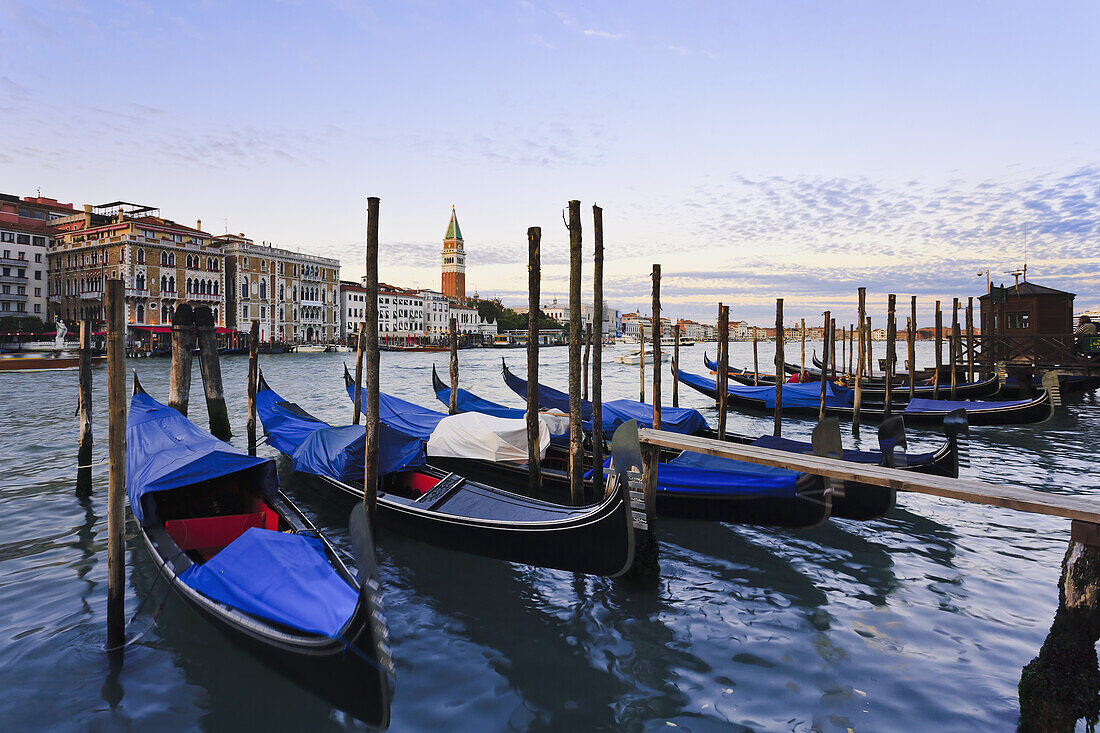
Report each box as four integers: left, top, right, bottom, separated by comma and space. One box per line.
441, 207, 465, 300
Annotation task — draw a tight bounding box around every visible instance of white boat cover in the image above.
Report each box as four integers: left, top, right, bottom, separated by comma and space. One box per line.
427, 411, 552, 463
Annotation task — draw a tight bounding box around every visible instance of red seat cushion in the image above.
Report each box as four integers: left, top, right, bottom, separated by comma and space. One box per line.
405, 472, 440, 497
166, 510, 273, 558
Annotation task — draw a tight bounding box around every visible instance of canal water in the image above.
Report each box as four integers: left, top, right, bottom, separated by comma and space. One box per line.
1, 342, 1097, 731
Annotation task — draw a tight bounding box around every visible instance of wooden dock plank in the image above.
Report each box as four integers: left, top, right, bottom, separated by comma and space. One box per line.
637, 428, 1100, 524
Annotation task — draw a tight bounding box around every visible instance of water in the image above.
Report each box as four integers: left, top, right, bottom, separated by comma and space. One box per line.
1, 342, 1097, 731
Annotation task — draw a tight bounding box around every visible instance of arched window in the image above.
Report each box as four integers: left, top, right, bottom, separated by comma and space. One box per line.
137, 304, 145, 322
169, 252, 176, 266
161, 275, 167, 292
279, 284, 284, 300
137, 248, 145, 264
242, 278, 249, 298
136, 273, 145, 291
293, 286, 297, 301
259, 279, 267, 299
213, 280, 219, 295
187, 278, 194, 294
169, 276, 175, 292
260, 260, 267, 273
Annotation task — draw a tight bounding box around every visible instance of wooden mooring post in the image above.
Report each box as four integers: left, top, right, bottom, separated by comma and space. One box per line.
819, 310, 831, 422
77, 320, 93, 496
848, 324, 854, 376
950, 298, 960, 400
352, 326, 365, 425
933, 300, 943, 399
800, 318, 806, 377
774, 299, 783, 437
105, 279, 126, 651
591, 206, 605, 490
752, 326, 759, 385
885, 295, 896, 417
966, 297, 975, 383
651, 265, 662, 427
830, 317, 837, 383
865, 316, 873, 379
716, 304, 729, 440
527, 226, 542, 497
567, 200, 583, 504
841, 325, 847, 379
672, 324, 680, 408
638, 316, 646, 404
853, 287, 866, 437
195, 306, 231, 441
582, 322, 592, 402
247, 319, 259, 456
448, 317, 458, 415
363, 196, 381, 516
909, 296, 917, 400
168, 303, 195, 415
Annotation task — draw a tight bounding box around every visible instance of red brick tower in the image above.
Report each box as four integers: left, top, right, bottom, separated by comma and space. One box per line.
441, 206, 465, 300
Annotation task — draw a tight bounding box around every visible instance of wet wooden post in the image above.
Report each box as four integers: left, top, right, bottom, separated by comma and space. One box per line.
672, 325, 680, 408
651, 265, 662, 427
527, 227, 542, 496
363, 196, 381, 515
448, 317, 458, 415
830, 318, 837, 382
168, 303, 195, 415
752, 326, 759, 385
841, 326, 846, 378
933, 300, 943, 399
105, 279, 126, 651
848, 324, 854, 376
885, 295, 897, 417
950, 298, 960, 399
774, 299, 784, 437
638, 316, 646, 403
853, 287, 866, 437
247, 319, 259, 456
591, 207, 605, 489
582, 322, 592, 402
800, 318, 806, 377
567, 200, 583, 504
77, 320, 93, 496
818, 310, 831, 422
717, 304, 729, 439
195, 306, 232, 441
865, 316, 873, 379
910, 296, 918, 400
352, 326, 365, 425
966, 297, 975, 383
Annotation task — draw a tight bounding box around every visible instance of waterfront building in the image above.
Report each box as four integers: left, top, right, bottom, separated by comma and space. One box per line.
441, 207, 465, 300
378, 283, 423, 342
217, 233, 340, 343
49, 202, 225, 327
340, 280, 369, 340
419, 289, 451, 342
0, 193, 74, 320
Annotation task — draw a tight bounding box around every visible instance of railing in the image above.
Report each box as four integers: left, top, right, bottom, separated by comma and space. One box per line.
80, 289, 104, 300
0, 291, 28, 301
0, 274, 28, 284
125, 287, 149, 297
0, 256, 30, 267
973, 332, 1090, 368
186, 291, 221, 302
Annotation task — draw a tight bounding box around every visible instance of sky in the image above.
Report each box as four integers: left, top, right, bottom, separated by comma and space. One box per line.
2, 0, 1098, 328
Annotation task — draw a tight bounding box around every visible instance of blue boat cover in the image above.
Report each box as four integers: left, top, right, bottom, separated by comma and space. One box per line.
179, 528, 358, 637
258, 386, 425, 477
127, 392, 278, 526
677, 369, 853, 408
903, 396, 1033, 414
346, 382, 448, 439
435, 384, 526, 419
752, 434, 882, 464
601, 399, 709, 435
503, 364, 593, 420
648, 452, 799, 497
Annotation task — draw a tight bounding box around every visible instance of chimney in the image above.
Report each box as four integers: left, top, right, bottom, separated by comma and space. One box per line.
196, 218, 202, 231
82, 204, 92, 229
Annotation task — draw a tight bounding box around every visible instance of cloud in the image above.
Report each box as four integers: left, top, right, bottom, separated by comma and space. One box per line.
583, 29, 623, 39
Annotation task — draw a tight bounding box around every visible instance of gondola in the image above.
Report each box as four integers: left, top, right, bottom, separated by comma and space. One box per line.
677, 366, 1054, 426
260, 372, 638, 576
127, 375, 394, 728
455, 364, 967, 521
707, 353, 1001, 399
436, 365, 832, 527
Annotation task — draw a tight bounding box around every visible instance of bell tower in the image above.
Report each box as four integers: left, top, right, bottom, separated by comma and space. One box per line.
441, 206, 465, 300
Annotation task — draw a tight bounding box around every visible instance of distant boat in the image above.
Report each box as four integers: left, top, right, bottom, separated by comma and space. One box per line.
615, 345, 671, 364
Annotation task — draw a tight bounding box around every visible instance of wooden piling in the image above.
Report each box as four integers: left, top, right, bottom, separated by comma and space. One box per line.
582, 322, 592, 402
865, 316, 873, 379
717, 304, 729, 440
950, 298, 960, 399
934, 300, 943, 399
841, 326, 846, 379
168, 303, 195, 416
752, 326, 759, 385
363, 197, 381, 515
848, 324, 854, 376
591, 207, 604, 491
672, 324, 680, 408
966, 297, 975, 382
829, 318, 837, 383
352, 326, 365, 425
527, 227, 542, 497
885, 295, 896, 417
651, 265, 662, 430
638, 316, 646, 403
247, 319, 259, 456
105, 279, 126, 651
819, 310, 831, 422
853, 287, 866, 437
774, 299, 784, 437
448, 317, 458, 415
195, 306, 231, 441
800, 318, 806, 377
567, 200, 583, 504
910, 296, 917, 401
77, 320, 93, 496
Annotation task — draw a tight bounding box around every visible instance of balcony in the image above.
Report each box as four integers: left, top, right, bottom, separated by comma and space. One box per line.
186, 291, 222, 302
0, 257, 30, 267
0, 274, 28, 284
126, 287, 150, 298
80, 289, 104, 300
302, 299, 324, 307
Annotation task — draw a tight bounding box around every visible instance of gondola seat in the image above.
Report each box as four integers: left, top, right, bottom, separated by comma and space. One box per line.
166, 508, 278, 559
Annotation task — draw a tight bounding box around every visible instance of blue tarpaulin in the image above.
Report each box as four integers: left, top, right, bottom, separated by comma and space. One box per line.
435, 384, 525, 419
616, 451, 800, 497
179, 528, 358, 637
346, 382, 448, 439
127, 391, 278, 526
676, 369, 853, 409
502, 363, 593, 420
903, 397, 1032, 413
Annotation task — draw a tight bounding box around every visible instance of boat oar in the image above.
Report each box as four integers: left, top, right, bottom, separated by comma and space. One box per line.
877, 415, 908, 469
811, 416, 844, 499
348, 503, 379, 585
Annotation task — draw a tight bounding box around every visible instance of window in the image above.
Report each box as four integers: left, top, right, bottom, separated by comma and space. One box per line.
137, 304, 145, 322
242, 257, 249, 269
137, 249, 144, 264
169, 276, 175, 291
34, 288, 40, 296
16, 234, 29, 244
1007, 313, 1031, 329
0, 233, 12, 243
259, 280, 267, 299
241, 279, 249, 298
161, 275, 168, 292
261, 306, 266, 319
32, 236, 44, 246
34, 304, 40, 314
242, 305, 248, 320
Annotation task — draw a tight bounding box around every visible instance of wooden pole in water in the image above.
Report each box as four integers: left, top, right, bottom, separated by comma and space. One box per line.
527, 227, 542, 497
352, 326, 365, 425
885, 295, 896, 417
853, 287, 866, 437
672, 323, 680, 408
591, 207, 604, 491
819, 310, 831, 422
448, 317, 458, 415
638, 316, 646, 403
800, 318, 806, 377
717, 304, 729, 440
105, 278, 126, 651
774, 299, 784, 437
582, 322, 591, 402
567, 200, 583, 504
966, 297, 975, 383
77, 320, 93, 496
247, 319, 259, 456
830, 318, 837, 382
168, 303, 195, 416
934, 300, 943, 399
195, 306, 231, 441
866, 316, 873, 379
841, 326, 846, 378
651, 265, 662, 429
752, 326, 759, 385
950, 298, 960, 399
910, 296, 918, 399
362, 197, 381, 515
848, 324, 854, 376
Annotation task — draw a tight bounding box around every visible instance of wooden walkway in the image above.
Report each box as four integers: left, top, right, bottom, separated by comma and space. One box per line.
637, 428, 1100, 525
